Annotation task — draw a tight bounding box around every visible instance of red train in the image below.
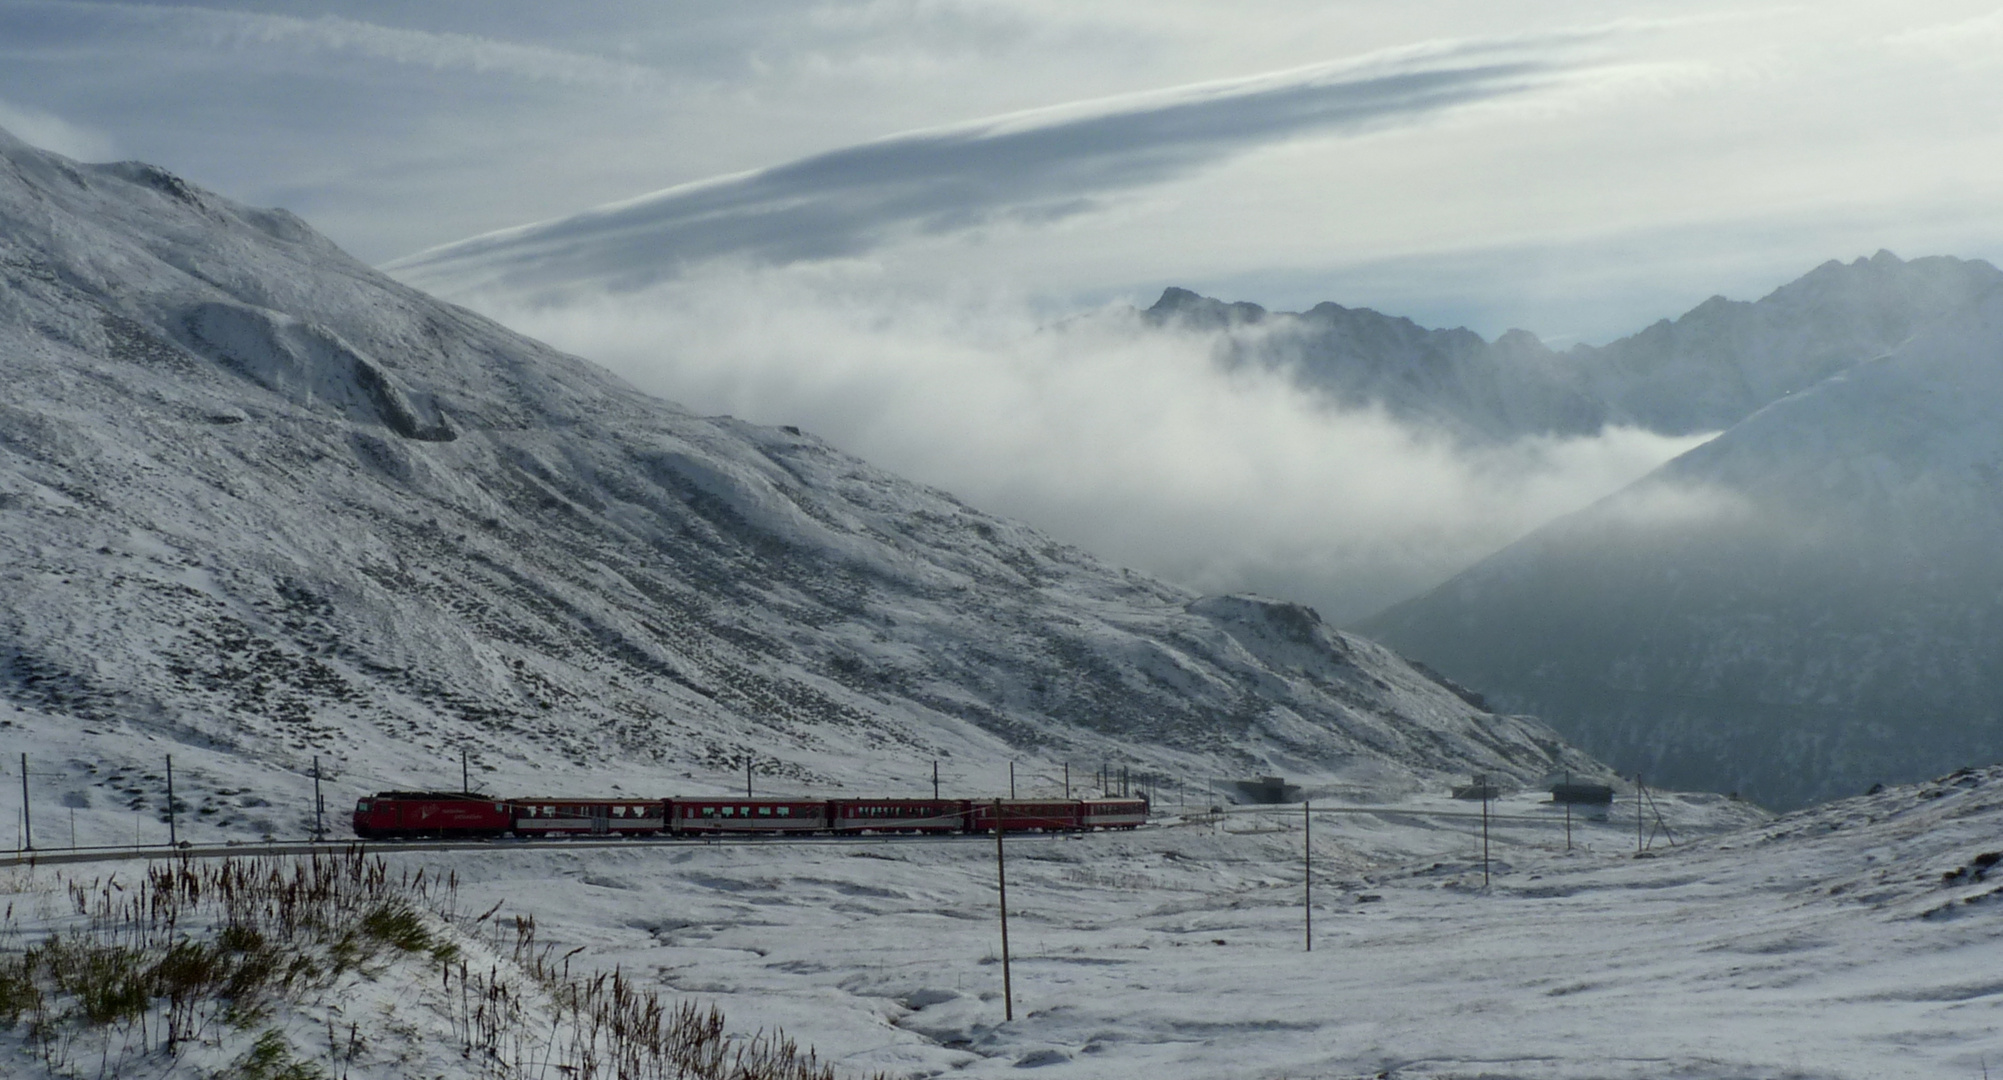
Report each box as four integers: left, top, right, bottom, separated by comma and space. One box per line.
352, 792, 1148, 840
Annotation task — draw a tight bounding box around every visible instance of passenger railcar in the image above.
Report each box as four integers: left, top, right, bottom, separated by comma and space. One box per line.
1080, 798, 1148, 829
828, 798, 967, 834
668, 798, 829, 835
512, 798, 666, 837
968, 799, 1083, 833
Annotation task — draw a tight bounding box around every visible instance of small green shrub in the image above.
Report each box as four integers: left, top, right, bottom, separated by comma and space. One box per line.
43, 938, 148, 1026
0, 954, 40, 1026
217, 923, 266, 954
230, 1029, 324, 1080
358, 904, 431, 953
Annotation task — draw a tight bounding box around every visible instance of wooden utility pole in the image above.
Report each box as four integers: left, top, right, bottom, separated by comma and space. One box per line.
1562, 770, 1572, 852
19, 753, 29, 852
166, 754, 177, 847
1636, 774, 1644, 854
746, 759, 754, 799
933, 760, 940, 800
312, 755, 326, 842
461, 747, 469, 794
1009, 761, 1016, 799
1063, 762, 1069, 799
1304, 800, 1313, 952
1480, 780, 1491, 889
994, 800, 1013, 1021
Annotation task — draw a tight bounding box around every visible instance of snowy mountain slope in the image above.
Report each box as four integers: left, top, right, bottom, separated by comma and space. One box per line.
1360, 288, 2003, 809
1575, 249, 2003, 434
1137, 252, 2003, 443
0, 127, 1606, 836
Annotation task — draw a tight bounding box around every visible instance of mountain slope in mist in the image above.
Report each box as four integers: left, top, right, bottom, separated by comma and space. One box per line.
1143, 252, 2003, 443
1360, 287, 2003, 809
0, 128, 1607, 832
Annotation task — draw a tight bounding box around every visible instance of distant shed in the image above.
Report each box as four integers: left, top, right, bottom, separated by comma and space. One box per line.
1231, 776, 1301, 804
1550, 781, 1615, 805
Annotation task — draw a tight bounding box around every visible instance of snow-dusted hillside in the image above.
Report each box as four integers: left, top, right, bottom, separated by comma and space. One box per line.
0, 127, 1605, 839
1362, 288, 2003, 808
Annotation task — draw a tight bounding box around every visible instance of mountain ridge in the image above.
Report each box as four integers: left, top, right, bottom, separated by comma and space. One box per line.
1137, 251, 2003, 444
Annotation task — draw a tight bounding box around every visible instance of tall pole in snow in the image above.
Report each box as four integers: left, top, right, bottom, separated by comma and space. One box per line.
1063, 762, 1069, 799
1304, 800, 1313, 952
312, 755, 326, 843
1563, 771, 1573, 852
165, 754, 177, 848
1636, 775, 1645, 854
994, 800, 1013, 1021
461, 747, 469, 794
746, 759, 753, 799
933, 760, 939, 800
1479, 774, 1490, 890
1009, 761, 1016, 800
19, 753, 30, 852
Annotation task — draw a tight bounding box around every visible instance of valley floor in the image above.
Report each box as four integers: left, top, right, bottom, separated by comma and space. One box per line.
396, 780, 1998, 1079
2, 776, 1997, 1079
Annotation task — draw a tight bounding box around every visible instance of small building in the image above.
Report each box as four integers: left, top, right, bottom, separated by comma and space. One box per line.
1452, 777, 1500, 801
1230, 776, 1300, 804
1550, 780, 1615, 805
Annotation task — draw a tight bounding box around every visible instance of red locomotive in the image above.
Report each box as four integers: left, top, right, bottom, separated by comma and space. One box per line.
352, 792, 1148, 840
352, 792, 512, 839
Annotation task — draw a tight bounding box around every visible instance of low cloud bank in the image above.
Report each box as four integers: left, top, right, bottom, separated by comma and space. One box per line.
484, 271, 1713, 622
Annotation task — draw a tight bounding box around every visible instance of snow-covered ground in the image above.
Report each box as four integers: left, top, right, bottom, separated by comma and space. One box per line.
297, 772, 1989, 1080
6, 736, 1998, 1078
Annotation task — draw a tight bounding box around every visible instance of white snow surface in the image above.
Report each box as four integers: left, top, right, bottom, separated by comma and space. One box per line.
11, 767, 2003, 1079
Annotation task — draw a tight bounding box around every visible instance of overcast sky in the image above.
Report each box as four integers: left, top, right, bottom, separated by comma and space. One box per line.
6, 1, 2001, 618
7, 1, 2002, 338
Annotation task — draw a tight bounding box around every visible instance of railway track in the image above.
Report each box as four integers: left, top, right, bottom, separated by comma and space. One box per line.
0, 829, 1083, 870
0, 799, 1728, 871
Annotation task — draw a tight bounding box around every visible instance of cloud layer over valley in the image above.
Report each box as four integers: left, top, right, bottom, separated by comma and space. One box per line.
492, 271, 1712, 623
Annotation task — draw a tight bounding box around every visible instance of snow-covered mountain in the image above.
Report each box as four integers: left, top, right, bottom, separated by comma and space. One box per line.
1139, 252, 2003, 443
0, 128, 1605, 833
1361, 287, 2003, 809
1141, 286, 1608, 442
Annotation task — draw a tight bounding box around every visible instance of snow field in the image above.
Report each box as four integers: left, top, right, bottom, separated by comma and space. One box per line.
382, 776, 1998, 1080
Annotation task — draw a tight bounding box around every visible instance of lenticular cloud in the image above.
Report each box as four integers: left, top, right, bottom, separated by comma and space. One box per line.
387, 36, 1594, 299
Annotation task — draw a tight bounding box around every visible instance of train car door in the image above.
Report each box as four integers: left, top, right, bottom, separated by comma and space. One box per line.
591, 803, 610, 835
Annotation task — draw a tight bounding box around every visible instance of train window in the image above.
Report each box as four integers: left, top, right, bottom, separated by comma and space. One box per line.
356, 801, 371, 812
776, 807, 789, 817
757, 806, 771, 816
